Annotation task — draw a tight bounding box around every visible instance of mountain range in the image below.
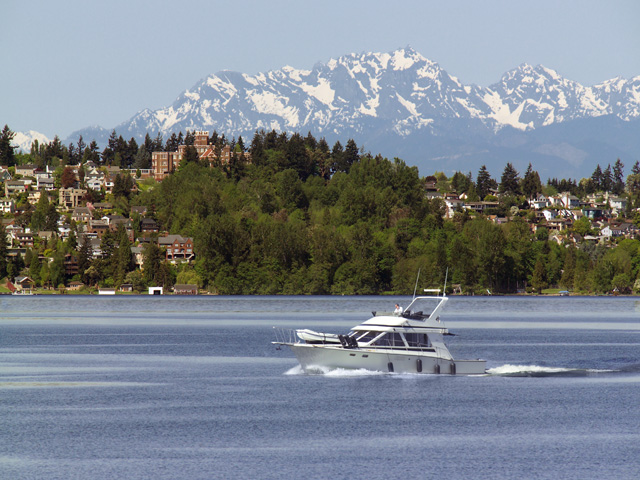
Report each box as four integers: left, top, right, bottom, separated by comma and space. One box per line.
33, 48, 640, 178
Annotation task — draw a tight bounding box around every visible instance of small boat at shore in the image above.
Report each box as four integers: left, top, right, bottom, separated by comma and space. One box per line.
273, 292, 486, 375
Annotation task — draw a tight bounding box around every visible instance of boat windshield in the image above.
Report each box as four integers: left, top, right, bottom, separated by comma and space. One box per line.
402, 297, 445, 320
355, 331, 379, 344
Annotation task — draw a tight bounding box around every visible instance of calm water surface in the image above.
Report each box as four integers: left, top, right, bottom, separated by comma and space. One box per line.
1, 295, 640, 479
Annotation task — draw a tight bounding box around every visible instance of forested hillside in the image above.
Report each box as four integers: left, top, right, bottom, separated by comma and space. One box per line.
138, 131, 640, 295
2, 125, 640, 295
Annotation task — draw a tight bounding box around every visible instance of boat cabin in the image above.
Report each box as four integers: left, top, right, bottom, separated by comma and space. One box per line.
350, 330, 434, 350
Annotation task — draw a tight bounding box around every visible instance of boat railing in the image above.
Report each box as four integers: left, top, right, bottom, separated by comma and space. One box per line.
272, 327, 300, 345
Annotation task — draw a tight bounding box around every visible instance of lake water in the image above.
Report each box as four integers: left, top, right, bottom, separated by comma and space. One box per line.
2, 295, 640, 479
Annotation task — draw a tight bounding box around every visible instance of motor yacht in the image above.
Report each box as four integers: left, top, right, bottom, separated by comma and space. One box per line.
273, 292, 486, 375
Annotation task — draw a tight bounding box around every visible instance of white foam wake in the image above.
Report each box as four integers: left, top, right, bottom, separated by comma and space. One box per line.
487, 364, 573, 375
284, 365, 385, 376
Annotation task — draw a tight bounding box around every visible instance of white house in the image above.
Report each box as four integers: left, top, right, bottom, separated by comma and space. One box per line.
541, 210, 557, 221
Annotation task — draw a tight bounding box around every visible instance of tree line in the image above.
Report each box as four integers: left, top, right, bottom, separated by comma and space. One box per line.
2, 124, 640, 295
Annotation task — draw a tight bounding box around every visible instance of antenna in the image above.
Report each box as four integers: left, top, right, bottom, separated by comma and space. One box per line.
413, 268, 421, 300
443, 268, 449, 297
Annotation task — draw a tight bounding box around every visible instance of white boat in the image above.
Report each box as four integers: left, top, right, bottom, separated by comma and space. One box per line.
273, 293, 486, 375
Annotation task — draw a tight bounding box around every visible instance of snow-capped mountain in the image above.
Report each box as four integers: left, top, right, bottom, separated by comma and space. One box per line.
68, 47, 640, 178
12, 130, 51, 153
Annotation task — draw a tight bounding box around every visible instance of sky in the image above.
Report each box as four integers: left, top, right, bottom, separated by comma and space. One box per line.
1, 0, 639, 140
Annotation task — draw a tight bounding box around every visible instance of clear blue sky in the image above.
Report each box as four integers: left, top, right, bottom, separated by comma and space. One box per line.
1, 0, 639, 139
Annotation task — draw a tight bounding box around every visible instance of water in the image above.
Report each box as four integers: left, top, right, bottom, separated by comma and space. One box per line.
1, 295, 640, 479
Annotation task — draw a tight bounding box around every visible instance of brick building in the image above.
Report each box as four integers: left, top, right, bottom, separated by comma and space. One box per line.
151, 131, 250, 180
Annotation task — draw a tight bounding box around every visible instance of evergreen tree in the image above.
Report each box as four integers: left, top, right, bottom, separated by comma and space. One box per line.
499, 162, 520, 195
602, 164, 613, 192
0, 223, 8, 278
590, 164, 603, 192
627, 161, 640, 196
249, 130, 266, 166
30, 194, 59, 232
49, 253, 65, 288
102, 130, 118, 165
77, 235, 93, 282
330, 141, 344, 175
304, 131, 317, 150
286, 132, 313, 180
181, 145, 200, 166
521, 163, 542, 199
165, 133, 180, 152
340, 139, 359, 173
612, 159, 625, 195
77, 136, 86, 161
316, 137, 331, 179
450, 171, 471, 194
0, 124, 16, 167
86, 140, 101, 163
531, 257, 548, 294
113, 225, 132, 285
143, 241, 162, 285
476, 165, 493, 200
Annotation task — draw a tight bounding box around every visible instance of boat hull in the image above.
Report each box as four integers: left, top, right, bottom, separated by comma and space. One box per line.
287, 344, 485, 375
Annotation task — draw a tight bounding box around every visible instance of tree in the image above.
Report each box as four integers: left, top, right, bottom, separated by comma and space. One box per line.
521, 163, 542, 199
499, 162, 520, 195
61, 166, 77, 188
590, 164, 603, 192
612, 159, 625, 195
102, 130, 118, 165
450, 171, 472, 194
476, 165, 493, 200
0, 124, 16, 167
49, 253, 66, 288
530, 257, 548, 294
602, 164, 613, 193
330, 141, 344, 175
77, 235, 93, 282
30, 193, 59, 232
573, 217, 592, 237
340, 139, 360, 173
181, 145, 199, 165
143, 241, 162, 285
0, 223, 8, 278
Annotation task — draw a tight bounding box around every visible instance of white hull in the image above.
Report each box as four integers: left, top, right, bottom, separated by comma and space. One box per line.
288, 344, 486, 375
273, 294, 486, 376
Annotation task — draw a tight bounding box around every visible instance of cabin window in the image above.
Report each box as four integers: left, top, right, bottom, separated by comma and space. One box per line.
372, 332, 406, 348
403, 333, 430, 348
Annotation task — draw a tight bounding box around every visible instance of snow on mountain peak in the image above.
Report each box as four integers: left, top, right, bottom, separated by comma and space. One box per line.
67, 47, 638, 157
12, 130, 51, 153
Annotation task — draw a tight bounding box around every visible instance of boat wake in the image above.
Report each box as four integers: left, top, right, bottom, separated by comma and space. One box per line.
284, 365, 386, 376
487, 364, 614, 377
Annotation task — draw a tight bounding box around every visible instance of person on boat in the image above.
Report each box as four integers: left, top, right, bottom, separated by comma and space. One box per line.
394, 303, 403, 315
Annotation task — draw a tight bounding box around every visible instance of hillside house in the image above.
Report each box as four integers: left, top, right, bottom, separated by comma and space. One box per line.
530, 194, 551, 210
4, 180, 29, 196
59, 188, 86, 210
36, 176, 55, 191
158, 234, 194, 262
72, 206, 92, 223
0, 199, 15, 213
15, 164, 38, 177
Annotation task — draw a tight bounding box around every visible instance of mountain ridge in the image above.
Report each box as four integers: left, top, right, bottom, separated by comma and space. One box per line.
33, 47, 640, 177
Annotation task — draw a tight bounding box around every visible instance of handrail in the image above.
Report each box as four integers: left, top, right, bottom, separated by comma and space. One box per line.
272, 327, 300, 344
